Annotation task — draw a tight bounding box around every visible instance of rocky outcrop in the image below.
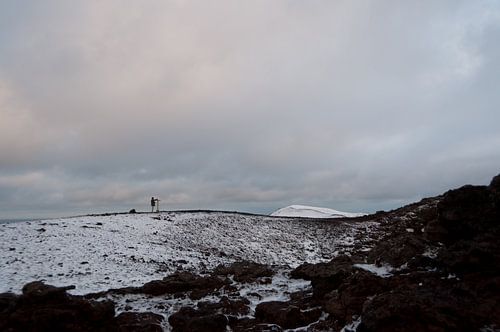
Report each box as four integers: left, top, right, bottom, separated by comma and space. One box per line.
339, 174, 500, 331
0, 282, 115, 332
0, 281, 165, 332
284, 173, 500, 331
358, 272, 499, 332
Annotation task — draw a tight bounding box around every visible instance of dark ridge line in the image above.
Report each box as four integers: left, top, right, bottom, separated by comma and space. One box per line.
81, 209, 381, 222
15, 209, 384, 223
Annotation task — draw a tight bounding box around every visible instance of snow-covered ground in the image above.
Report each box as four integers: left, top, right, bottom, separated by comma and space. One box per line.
271, 204, 367, 218
1, 211, 376, 295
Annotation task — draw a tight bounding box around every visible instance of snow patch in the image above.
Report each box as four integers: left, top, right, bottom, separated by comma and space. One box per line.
353, 263, 393, 278
271, 205, 367, 219
422, 246, 440, 259
340, 316, 362, 332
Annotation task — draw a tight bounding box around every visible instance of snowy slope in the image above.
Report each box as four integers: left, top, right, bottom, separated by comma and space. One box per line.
1, 211, 376, 295
270, 204, 367, 218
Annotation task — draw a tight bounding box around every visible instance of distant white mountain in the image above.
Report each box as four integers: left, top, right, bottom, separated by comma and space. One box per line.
270, 205, 367, 218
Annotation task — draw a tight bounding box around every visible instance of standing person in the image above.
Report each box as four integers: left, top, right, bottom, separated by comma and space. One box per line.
151, 197, 155, 213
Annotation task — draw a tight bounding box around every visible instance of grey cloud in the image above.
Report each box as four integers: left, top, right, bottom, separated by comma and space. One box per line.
1, 1, 500, 218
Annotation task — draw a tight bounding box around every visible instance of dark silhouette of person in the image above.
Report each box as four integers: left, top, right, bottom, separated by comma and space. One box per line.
151, 197, 155, 212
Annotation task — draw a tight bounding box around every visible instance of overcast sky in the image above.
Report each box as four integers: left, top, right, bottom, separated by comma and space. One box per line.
1, 1, 500, 218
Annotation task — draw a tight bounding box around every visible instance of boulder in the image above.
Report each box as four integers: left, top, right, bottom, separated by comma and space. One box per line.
324, 270, 389, 321
140, 271, 228, 297
427, 184, 496, 244
168, 307, 228, 332
254, 301, 322, 329
213, 261, 274, 283
0, 282, 116, 332
367, 234, 428, 267
291, 255, 353, 298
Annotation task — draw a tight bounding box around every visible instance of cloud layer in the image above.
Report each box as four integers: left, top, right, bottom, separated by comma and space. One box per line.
1, 1, 500, 218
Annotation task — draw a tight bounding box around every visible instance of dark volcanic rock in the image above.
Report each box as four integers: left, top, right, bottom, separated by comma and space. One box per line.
368, 234, 428, 267
86, 271, 230, 300
141, 271, 229, 298
427, 178, 500, 275
437, 238, 500, 273
1, 282, 172, 332
324, 270, 388, 322
291, 255, 354, 298
213, 260, 275, 283
168, 306, 228, 332
115, 312, 164, 332
355, 174, 500, 331
22, 281, 76, 299
197, 296, 251, 316
291, 255, 353, 280
0, 282, 116, 332
0, 292, 18, 312
310, 174, 500, 331
358, 282, 498, 332
427, 184, 499, 244
230, 318, 283, 332
254, 301, 322, 329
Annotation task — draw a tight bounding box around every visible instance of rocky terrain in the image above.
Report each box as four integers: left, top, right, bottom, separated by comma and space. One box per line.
1, 174, 499, 331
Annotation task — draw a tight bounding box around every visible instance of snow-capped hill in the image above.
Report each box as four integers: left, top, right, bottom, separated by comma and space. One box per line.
270, 205, 366, 218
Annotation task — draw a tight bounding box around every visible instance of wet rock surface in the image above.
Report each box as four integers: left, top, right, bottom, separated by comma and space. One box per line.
2, 174, 500, 331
